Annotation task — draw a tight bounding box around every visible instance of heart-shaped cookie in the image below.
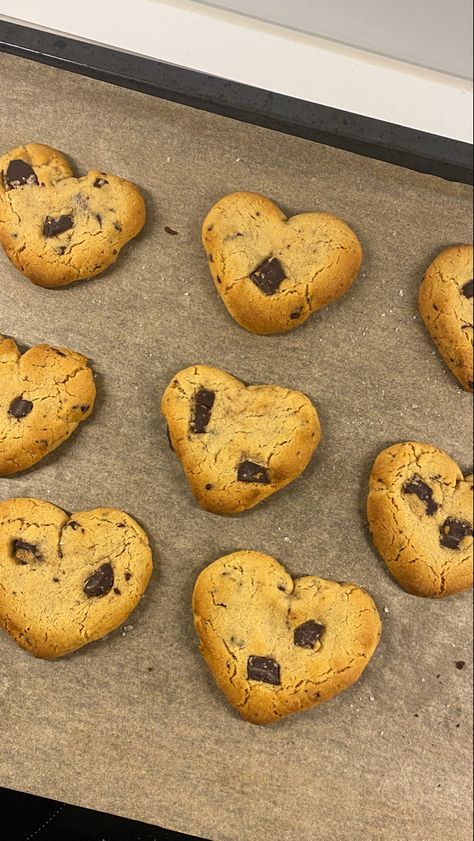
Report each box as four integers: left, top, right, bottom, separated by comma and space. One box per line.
202, 191, 362, 334
0, 143, 145, 287
0, 336, 95, 476
367, 442, 473, 597
0, 498, 153, 658
193, 551, 381, 724
162, 365, 321, 514
419, 244, 473, 393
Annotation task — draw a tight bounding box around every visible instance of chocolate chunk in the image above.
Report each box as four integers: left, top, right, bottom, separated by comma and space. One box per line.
124, 572, 132, 581
439, 518, 473, 549
113, 587, 121, 595
461, 279, 473, 299
93, 177, 108, 188
8, 396, 33, 419
250, 257, 286, 295
294, 620, 325, 649
403, 476, 438, 515
164, 226, 178, 235
237, 460, 270, 484
43, 215, 74, 237
5, 159, 39, 189
191, 388, 215, 434
247, 655, 280, 685
83, 562, 114, 597
12, 539, 43, 565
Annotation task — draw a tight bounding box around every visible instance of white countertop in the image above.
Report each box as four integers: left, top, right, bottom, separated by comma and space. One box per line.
1, 0, 472, 143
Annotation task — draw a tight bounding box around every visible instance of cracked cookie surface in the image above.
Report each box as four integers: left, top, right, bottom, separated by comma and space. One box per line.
202, 191, 362, 334
0, 336, 95, 476
0, 143, 145, 287
162, 365, 321, 515
367, 442, 473, 598
192, 551, 381, 724
418, 244, 473, 392
0, 497, 153, 658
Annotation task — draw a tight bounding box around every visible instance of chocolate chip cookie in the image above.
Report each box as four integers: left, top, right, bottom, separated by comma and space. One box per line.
193, 551, 381, 724
0, 143, 145, 287
418, 244, 473, 392
162, 365, 321, 515
367, 442, 473, 597
202, 191, 362, 334
0, 498, 153, 658
0, 336, 96, 476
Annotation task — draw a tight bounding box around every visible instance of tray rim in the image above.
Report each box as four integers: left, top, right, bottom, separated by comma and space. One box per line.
0, 19, 472, 186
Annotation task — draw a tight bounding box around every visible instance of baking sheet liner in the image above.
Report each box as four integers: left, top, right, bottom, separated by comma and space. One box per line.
0, 53, 472, 841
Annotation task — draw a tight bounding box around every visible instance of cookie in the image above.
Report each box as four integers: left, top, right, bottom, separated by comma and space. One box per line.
162, 365, 320, 514
0, 498, 153, 658
202, 191, 362, 334
0, 143, 145, 287
192, 551, 381, 724
418, 244, 473, 393
0, 336, 95, 476
367, 442, 473, 598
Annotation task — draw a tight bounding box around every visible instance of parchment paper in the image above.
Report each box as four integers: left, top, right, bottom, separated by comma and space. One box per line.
0, 53, 472, 841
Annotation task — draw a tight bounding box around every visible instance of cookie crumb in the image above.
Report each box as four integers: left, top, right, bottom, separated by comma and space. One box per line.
383, 606, 389, 613
399, 289, 404, 296
455, 660, 466, 670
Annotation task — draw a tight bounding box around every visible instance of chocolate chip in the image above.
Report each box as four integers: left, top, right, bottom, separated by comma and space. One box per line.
124, 572, 132, 581
461, 279, 473, 299
12, 540, 43, 565
8, 396, 33, 419
403, 476, 438, 515
294, 620, 325, 649
205, 483, 213, 490
455, 660, 466, 670
237, 460, 270, 484
191, 388, 215, 434
43, 215, 74, 237
164, 226, 178, 235
290, 308, 302, 319
52, 577, 60, 583
114, 587, 121, 595
247, 655, 280, 685
93, 177, 108, 188
5, 159, 39, 189
83, 562, 114, 597
80, 405, 89, 413
250, 257, 286, 295
439, 518, 473, 549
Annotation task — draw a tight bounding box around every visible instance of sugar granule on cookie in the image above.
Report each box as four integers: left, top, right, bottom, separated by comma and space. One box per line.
0, 498, 153, 658
192, 551, 381, 724
0, 335, 96, 476
0, 142, 145, 287
162, 365, 321, 514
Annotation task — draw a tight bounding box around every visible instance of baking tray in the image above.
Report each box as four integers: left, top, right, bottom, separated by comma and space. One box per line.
0, 35, 472, 841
